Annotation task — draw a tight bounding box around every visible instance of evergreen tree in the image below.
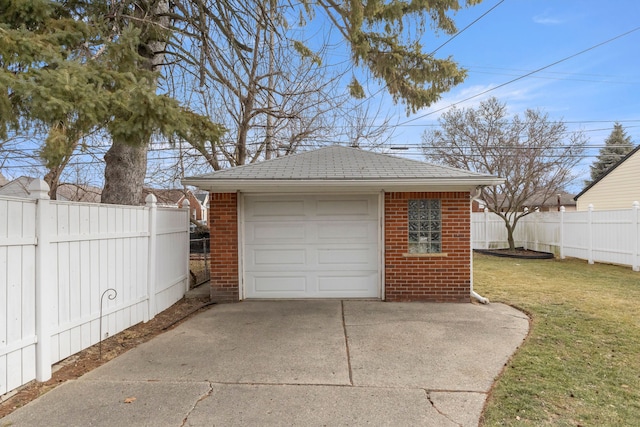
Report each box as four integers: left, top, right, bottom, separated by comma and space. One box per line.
2, 0, 482, 205
588, 123, 634, 185
0, 0, 223, 201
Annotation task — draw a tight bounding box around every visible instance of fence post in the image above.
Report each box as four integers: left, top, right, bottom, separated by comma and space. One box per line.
183, 199, 191, 293
523, 208, 529, 250
588, 204, 594, 264
145, 194, 158, 322
534, 208, 540, 251
483, 208, 489, 249
30, 179, 53, 382
559, 206, 565, 259
633, 201, 639, 272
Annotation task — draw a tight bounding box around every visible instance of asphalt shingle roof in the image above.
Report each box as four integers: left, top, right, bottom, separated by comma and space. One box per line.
188, 145, 494, 181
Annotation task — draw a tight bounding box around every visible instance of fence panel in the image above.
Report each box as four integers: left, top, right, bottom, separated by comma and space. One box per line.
473, 205, 640, 270
518, 212, 561, 254
591, 209, 635, 267
48, 202, 150, 364
0, 198, 38, 395
155, 207, 190, 313
0, 184, 190, 397
560, 210, 589, 260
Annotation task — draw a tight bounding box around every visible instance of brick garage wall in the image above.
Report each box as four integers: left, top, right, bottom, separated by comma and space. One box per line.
385, 192, 471, 302
209, 193, 239, 302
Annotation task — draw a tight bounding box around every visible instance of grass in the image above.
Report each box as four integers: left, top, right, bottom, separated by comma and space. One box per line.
475, 253, 640, 426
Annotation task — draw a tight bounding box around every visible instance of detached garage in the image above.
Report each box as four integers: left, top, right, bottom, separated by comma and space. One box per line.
183, 145, 502, 303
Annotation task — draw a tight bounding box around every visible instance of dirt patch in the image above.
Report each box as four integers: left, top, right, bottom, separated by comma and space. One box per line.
0, 296, 213, 419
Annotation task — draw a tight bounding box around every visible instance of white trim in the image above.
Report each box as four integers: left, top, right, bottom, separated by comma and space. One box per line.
237, 192, 245, 301
186, 178, 504, 194
379, 191, 386, 301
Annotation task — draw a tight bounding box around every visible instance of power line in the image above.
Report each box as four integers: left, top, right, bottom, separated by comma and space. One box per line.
399, 26, 640, 126
351, 0, 504, 111
430, 0, 505, 55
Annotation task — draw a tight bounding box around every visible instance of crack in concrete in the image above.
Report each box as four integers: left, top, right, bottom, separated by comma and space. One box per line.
425, 390, 463, 427
181, 381, 214, 427
341, 300, 354, 386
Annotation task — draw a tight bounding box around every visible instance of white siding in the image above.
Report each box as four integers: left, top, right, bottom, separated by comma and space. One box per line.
577, 149, 640, 210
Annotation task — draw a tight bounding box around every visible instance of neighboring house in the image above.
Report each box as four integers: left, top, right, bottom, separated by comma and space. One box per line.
0, 172, 8, 187
143, 188, 208, 223
472, 191, 577, 212
0, 176, 102, 202
178, 191, 209, 224
142, 188, 186, 207
0, 176, 33, 197
183, 145, 502, 303
56, 183, 102, 203
574, 144, 640, 211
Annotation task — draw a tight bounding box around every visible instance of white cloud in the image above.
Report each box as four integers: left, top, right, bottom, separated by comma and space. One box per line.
532, 10, 566, 25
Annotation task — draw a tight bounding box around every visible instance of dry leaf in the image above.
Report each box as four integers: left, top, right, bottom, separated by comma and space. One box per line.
124, 397, 137, 404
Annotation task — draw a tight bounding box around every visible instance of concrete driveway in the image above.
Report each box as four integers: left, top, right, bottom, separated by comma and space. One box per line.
2, 301, 529, 426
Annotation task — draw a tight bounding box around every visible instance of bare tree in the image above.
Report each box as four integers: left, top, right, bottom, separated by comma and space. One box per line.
161, 15, 394, 179
422, 97, 588, 250
3, 0, 479, 203
176, 22, 358, 170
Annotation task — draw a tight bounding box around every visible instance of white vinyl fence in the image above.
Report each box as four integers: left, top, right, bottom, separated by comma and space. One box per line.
0, 180, 190, 396
472, 203, 640, 271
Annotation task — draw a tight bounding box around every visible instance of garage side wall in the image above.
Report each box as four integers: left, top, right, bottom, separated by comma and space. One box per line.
209, 193, 239, 302
385, 192, 471, 302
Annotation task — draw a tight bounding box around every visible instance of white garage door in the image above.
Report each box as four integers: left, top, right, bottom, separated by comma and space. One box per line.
243, 194, 379, 298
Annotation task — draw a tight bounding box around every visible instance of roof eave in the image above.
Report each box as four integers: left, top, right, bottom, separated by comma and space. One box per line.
181, 177, 505, 193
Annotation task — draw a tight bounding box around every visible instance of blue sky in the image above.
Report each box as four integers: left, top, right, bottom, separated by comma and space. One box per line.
3, 0, 637, 193
375, 0, 640, 190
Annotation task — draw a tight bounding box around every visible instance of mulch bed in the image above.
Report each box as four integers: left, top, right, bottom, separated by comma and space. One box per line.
474, 247, 555, 259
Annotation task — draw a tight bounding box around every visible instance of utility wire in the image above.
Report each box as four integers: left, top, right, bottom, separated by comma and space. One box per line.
429, 0, 505, 55
400, 26, 640, 126
351, 0, 504, 111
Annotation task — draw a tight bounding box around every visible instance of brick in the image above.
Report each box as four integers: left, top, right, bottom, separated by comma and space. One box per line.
209, 192, 239, 303
384, 192, 471, 302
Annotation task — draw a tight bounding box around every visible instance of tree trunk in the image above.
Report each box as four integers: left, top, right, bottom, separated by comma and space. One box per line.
100, 0, 169, 205
506, 223, 516, 251
101, 139, 148, 205
44, 168, 61, 200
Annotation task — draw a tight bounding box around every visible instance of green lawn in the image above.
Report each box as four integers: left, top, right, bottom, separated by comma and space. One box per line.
474, 253, 640, 426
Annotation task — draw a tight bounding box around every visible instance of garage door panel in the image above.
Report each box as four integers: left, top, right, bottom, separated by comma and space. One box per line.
317, 273, 378, 294
317, 248, 375, 266
246, 199, 306, 218
316, 222, 376, 242
244, 194, 379, 299
316, 199, 372, 216
252, 276, 308, 294
252, 248, 306, 265
249, 223, 306, 241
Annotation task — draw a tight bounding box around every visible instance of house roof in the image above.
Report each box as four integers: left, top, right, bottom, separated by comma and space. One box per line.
0, 177, 102, 202
0, 176, 35, 197
182, 145, 503, 193
574, 144, 640, 201
142, 188, 188, 206
194, 193, 209, 204
56, 183, 102, 203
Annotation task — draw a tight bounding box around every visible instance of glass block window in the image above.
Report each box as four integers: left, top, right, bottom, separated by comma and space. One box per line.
408, 199, 441, 254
